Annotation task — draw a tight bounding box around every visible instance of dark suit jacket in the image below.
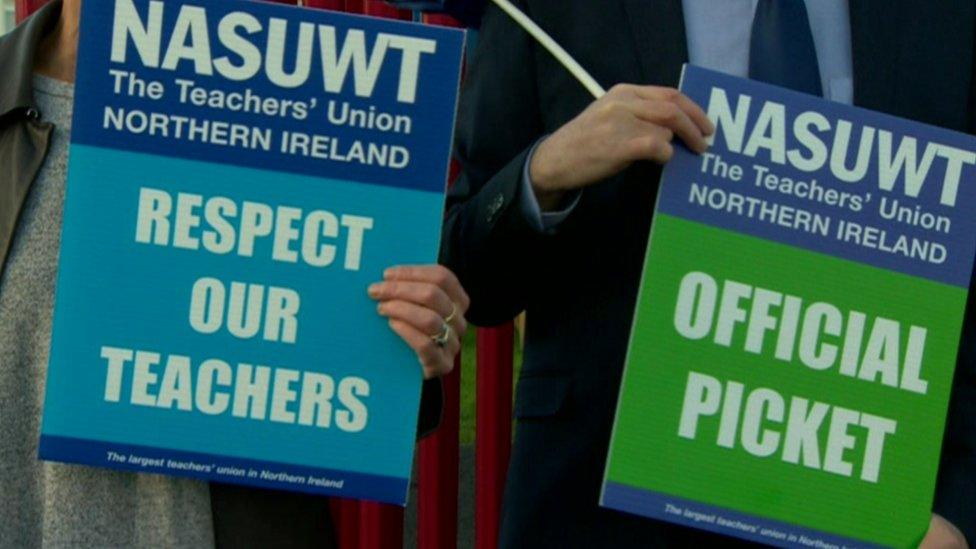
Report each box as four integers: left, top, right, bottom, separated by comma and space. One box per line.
442, 1, 976, 546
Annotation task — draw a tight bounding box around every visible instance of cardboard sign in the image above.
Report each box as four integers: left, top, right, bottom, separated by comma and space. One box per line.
39, 0, 464, 506
602, 66, 976, 547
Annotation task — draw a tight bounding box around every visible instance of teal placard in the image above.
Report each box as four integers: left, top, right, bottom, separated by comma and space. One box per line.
39, 0, 464, 506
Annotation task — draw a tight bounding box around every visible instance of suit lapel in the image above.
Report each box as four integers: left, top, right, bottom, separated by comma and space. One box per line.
621, 0, 689, 87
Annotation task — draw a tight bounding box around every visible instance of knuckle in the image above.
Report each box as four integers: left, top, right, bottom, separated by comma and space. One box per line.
424, 313, 442, 334
434, 264, 452, 279
442, 266, 461, 287
658, 141, 675, 162
660, 87, 680, 101
431, 264, 447, 280
647, 138, 664, 158
623, 139, 642, 160
421, 285, 438, 304
420, 339, 437, 356
632, 136, 656, 158
658, 102, 679, 123
597, 101, 618, 118
389, 318, 404, 333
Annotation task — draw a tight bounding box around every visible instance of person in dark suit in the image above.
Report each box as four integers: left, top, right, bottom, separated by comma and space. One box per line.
441, 1, 975, 547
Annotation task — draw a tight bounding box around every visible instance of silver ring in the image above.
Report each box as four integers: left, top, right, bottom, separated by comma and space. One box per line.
431, 321, 453, 348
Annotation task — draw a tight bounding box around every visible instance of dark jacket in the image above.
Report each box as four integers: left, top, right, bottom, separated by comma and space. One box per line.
443, 1, 976, 547
1, 4, 442, 547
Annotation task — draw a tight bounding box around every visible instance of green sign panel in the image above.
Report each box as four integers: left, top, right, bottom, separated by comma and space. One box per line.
602, 66, 976, 548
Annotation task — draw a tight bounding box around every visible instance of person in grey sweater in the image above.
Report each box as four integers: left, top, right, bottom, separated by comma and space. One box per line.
0, 1, 468, 547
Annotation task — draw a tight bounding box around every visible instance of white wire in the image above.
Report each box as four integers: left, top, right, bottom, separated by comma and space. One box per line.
489, 0, 606, 99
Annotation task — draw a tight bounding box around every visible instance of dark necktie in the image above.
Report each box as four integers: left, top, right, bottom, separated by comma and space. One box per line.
749, 0, 823, 96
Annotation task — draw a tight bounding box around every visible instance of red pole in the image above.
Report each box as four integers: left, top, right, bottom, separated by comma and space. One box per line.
343, 0, 365, 13
418, 365, 461, 549
423, 12, 462, 27
331, 499, 362, 549
304, 0, 345, 10
358, 503, 404, 549
475, 324, 515, 549
362, 0, 413, 20
15, 0, 48, 22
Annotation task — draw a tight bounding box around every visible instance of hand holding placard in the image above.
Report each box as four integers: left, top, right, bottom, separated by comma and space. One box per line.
370, 265, 471, 380
529, 84, 713, 210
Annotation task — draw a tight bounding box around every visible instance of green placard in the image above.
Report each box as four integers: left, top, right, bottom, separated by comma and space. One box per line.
602, 66, 976, 548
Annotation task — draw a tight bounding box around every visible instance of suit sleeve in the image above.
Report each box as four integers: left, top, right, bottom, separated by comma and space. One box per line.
931, 25, 976, 543
440, 1, 550, 327
932, 283, 976, 543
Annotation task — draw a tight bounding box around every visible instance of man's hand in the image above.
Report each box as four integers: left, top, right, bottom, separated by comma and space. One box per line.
368, 265, 470, 379
920, 514, 968, 549
529, 84, 714, 210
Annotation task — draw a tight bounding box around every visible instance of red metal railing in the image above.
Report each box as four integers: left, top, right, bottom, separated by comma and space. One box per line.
475, 325, 514, 549
16, 1, 517, 548
14, 0, 46, 20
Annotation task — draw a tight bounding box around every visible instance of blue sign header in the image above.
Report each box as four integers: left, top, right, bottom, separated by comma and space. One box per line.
659, 66, 976, 288
72, 0, 465, 193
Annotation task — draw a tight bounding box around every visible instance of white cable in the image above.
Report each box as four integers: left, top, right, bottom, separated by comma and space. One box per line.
489, 0, 606, 99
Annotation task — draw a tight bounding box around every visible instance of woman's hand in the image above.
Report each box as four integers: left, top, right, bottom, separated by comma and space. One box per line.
368, 265, 470, 379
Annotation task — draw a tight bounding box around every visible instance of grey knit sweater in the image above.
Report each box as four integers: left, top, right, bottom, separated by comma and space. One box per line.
0, 74, 214, 548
